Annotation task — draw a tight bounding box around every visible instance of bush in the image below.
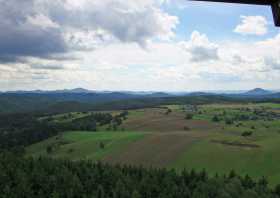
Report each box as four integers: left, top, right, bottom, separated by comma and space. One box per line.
236, 123, 243, 127
46, 145, 53, 154
68, 148, 74, 153
212, 115, 220, 122
113, 124, 118, 131
225, 118, 233, 125
165, 109, 172, 115
242, 131, 253, 137
99, 142, 105, 149
185, 114, 193, 120
275, 184, 280, 196
184, 126, 191, 131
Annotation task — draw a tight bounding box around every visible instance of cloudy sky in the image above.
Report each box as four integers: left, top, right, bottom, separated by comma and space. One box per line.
0, 0, 279, 91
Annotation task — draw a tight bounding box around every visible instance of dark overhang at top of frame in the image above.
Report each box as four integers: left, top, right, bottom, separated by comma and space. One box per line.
190, 0, 280, 26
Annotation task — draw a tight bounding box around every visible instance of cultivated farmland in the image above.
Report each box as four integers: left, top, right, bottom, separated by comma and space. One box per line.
27, 102, 280, 186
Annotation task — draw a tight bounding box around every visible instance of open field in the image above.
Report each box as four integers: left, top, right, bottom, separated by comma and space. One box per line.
26, 102, 280, 186
26, 131, 146, 161
122, 108, 218, 132
172, 132, 280, 185
103, 132, 200, 167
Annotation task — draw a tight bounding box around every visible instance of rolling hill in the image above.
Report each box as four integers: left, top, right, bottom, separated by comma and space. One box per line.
243, 88, 272, 96
1, 88, 280, 114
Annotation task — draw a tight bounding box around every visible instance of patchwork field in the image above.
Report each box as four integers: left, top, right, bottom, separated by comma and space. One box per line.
27, 102, 280, 186
103, 132, 199, 167
26, 131, 146, 161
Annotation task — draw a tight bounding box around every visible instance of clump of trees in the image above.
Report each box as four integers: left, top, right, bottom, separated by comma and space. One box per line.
242, 131, 253, 137
0, 113, 61, 150
212, 115, 220, 122
46, 145, 53, 154
107, 111, 129, 131
209, 106, 280, 124
165, 108, 172, 115
225, 118, 234, 125
236, 123, 243, 127
185, 113, 193, 120
0, 153, 279, 198
99, 142, 105, 149
0, 111, 129, 151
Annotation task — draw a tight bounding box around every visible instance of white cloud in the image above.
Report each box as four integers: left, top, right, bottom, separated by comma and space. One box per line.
234, 16, 268, 36
0, 0, 179, 62
27, 14, 60, 29
49, 0, 179, 46
0, 0, 279, 92
265, 57, 280, 70
182, 31, 219, 62
2, 32, 280, 91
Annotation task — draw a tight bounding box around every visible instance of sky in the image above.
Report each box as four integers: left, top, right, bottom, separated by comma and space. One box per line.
0, 0, 279, 92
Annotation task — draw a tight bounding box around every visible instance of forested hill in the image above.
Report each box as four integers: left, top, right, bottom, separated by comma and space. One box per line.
1, 92, 280, 114
0, 92, 166, 114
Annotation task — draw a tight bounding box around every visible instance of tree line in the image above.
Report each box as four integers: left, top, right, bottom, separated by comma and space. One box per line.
0, 152, 279, 198
0, 111, 128, 150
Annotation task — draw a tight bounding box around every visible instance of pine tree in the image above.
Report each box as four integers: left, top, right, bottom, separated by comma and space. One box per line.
131, 190, 141, 198
97, 185, 105, 198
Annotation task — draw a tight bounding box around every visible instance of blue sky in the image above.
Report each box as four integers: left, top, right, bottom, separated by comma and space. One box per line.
163, 1, 278, 40
0, 0, 279, 91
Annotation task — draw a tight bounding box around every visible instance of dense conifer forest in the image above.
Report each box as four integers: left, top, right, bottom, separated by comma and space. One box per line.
1, 153, 280, 198
0, 111, 127, 150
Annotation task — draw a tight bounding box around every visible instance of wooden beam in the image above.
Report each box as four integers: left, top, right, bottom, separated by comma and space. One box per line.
272, 0, 280, 26
190, 0, 272, 5
190, 0, 279, 27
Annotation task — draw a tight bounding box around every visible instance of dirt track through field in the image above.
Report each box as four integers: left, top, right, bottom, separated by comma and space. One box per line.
102, 132, 199, 167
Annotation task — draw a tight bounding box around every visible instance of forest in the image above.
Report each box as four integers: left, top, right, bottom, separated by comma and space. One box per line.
1, 96, 280, 197
0, 111, 127, 150
1, 152, 280, 198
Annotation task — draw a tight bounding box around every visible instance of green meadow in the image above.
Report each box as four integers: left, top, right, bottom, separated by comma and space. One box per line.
26, 131, 146, 161
26, 102, 280, 186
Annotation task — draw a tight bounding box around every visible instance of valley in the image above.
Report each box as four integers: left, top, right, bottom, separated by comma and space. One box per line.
25, 102, 280, 186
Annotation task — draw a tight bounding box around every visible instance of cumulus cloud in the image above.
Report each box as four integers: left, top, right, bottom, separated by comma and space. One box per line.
234, 16, 268, 36
0, 1, 279, 91
27, 13, 60, 29
0, 0, 178, 63
265, 57, 280, 70
0, 0, 66, 63
182, 31, 219, 62
58, 0, 179, 45
2, 34, 280, 91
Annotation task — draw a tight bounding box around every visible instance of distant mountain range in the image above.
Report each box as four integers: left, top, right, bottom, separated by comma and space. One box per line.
3, 88, 174, 96
0, 88, 279, 114
2, 87, 278, 96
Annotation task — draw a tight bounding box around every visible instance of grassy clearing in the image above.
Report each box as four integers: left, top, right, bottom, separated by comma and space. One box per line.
26, 131, 146, 161
171, 132, 280, 186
